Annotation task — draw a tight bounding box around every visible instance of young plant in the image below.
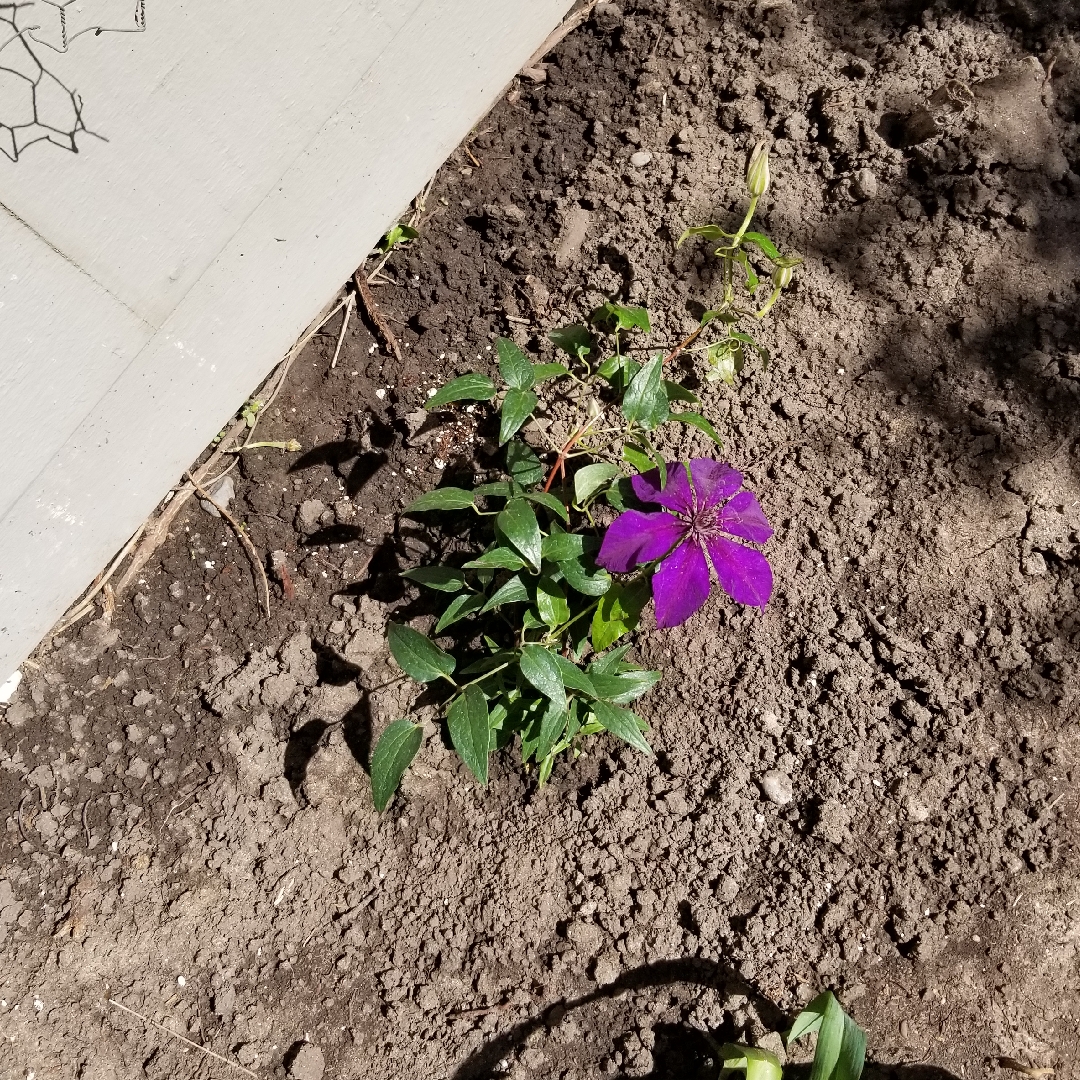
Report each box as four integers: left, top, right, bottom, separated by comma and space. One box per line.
678, 141, 803, 384
718, 990, 866, 1080
368, 323, 773, 810
378, 221, 420, 253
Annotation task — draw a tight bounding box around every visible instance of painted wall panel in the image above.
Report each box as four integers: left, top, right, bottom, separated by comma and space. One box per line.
0, 0, 572, 675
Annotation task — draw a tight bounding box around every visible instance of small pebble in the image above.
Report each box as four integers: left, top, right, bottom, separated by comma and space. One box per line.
199, 474, 235, 519
760, 770, 794, 806
288, 1042, 325, 1080
630, 150, 653, 168
851, 168, 878, 200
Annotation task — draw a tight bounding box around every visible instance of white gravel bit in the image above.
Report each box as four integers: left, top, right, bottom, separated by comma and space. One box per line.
760, 770, 794, 806
630, 150, 653, 168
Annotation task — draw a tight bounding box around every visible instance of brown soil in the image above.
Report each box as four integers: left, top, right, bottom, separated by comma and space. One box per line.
2, 2, 1080, 1078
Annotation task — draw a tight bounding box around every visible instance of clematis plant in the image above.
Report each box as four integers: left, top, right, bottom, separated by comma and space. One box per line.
597, 459, 773, 627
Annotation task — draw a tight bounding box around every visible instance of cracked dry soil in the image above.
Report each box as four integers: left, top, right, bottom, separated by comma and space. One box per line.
3, 1, 1080, 1078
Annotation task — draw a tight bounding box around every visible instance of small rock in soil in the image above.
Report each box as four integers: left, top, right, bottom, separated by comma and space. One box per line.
630, 150, 653, 167
200, 474, 235, 518
297, 499, 327, 534
760, 770, 793, 806
851, 168, 878, 200
288, 1042, 325, 1080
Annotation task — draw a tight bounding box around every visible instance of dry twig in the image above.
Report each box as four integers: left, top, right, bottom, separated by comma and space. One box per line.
524, 0, 599, 70
107, 997, 259, 1078
330, 291, 355, 369
355, 270, 403, 363
186, 472, 271, 620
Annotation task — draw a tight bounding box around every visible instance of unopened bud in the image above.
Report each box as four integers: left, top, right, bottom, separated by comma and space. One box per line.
772, 264, 793, 288
746, 141, 770, 197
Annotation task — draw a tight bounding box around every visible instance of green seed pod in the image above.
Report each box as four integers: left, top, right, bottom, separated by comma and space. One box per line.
746, 141, 770, 197
772, 263, 793, 288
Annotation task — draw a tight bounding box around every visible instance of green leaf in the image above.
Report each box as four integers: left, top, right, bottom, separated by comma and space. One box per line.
622, 355, 668, 431
426, 373, 496, 409
591, 577, 651, 652
401, 566, 466, 592
435, 593, 486, 632
403, 487, 475, 513
459, 652, 514, 676
588, 643, 633, 674
463, 546, 525, 571
591, 669, 662, 704
473, 481, 512, 498
524, 491, 570, 523
499, 388, 539, 445
734, 248, 759, 292
481, 575, 530, 612
535, 576, 570, 628
789, 992, 866, 1080
551, 653, 597, 696
497, 498, 542, 570
590, 700, 651, 755
596, 354, 641, 394
663, 380, 699, 404
540, 531, 592, 562
519, 645, 566, 708
591, 300, 651, 333
378, 223, 420, 252
559, 555, 611, 596
741, 230, 780, 259
387, 623, 456, 683
622, 442, 654, 475
719, 1044, 783, 1080
669, 411, 723, 446
531, 362, 570, 384
370, 719, 423, 812
535, 699, 568, 764
447, 685, 490, 786
676, 224, 729, 246
573, 462, 621, 506
706, 340, 738, 385
548, 323, 593, 362
496, 338, 535, 390
506, 439, 545, 486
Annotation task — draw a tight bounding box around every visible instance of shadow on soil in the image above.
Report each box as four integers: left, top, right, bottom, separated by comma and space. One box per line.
447, 959, 963, 1075
449, 958, 960, 1080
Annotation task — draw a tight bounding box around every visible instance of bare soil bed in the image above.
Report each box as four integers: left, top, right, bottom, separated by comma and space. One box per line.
3, 1, 1080, 1078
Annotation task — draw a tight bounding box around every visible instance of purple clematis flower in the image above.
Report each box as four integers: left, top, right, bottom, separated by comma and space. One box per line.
596, 459, 773, 628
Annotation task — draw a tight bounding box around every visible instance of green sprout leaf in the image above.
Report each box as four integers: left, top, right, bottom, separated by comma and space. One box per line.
387, 623, 456, 683
677, 224, 730, 246
551, 653, 597, 696
591, 669, 662, 704
591, 577, 651, 652
559, 555, 611, 596
663, 380, 699, 404
506, 440, 545, 486
590, 300, 651, 333
499, 388, 539, 445
370, 719, 423, 812
481, 575, 529, 612
426, 373, 496, 409
540, 530, 592, 562
519, 645, 566, 709
548, 323, 593, 362
473, 481, 512, 498
535, 576, 570, 628
669, 410, 723, 446
524, 491, 570, 523
497, 498, 542, 570
622, 442, 654, 475
719, 1044, 783, 1080
573, 462, 621, 506
535, 700, 568, 765
741, 230, 780, 259
447, 685, 490, 786
530, 362, 570, 384
463, 547, 526, 571
622, 355, 669, 430
402, 488, 476, 513
401, 566, 466, 592
590, 700, 651, 755
436, 593, 486, 632
496, 338, 535, 390
378, 223, 420, 253
788, 992, 867, 1080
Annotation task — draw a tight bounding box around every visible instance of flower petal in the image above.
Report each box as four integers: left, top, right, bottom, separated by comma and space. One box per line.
596, 510, 687, 574
652, 538, 711, 628
719, 490, 773, 543
705, 535, 773, 608
630, 463, 693, 515
690, 458, 743, 511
